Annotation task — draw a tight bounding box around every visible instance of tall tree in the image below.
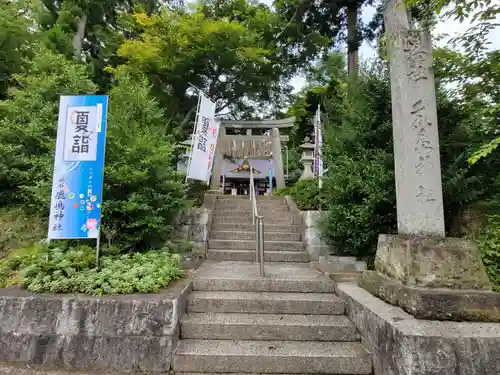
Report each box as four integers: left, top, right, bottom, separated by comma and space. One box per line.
39, 0, 169, 91
116, 3, 292, 139
274, 0, 369, 76
406, 0, 500, 163
0, 0, 34, 99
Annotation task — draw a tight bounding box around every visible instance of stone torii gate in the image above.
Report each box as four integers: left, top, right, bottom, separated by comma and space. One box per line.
209, 117, 294, 191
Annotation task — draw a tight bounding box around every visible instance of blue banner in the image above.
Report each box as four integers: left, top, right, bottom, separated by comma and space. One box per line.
48, 95, 108, 239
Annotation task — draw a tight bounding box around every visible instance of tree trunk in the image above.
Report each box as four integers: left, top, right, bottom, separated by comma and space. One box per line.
347, 1, 359, 77
73, 12, 87, 60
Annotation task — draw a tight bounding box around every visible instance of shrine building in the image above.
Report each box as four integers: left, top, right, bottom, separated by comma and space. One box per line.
178, 117, 294, 195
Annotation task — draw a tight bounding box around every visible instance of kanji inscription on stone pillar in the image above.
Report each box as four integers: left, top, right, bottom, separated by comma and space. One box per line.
384, 0, 445, 236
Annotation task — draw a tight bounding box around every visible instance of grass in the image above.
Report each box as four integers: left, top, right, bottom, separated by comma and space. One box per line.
0, 207, 46, 259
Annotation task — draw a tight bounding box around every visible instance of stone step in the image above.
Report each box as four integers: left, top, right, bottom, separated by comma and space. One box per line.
215, 207, 290, 214
207, 249, 309, 263
329, 272, 362, 283
212, 215, 296, 225
216, 200, 288, 207
181, 313, 359, 341
211, 223, 300, 233
192, 262, 334, 293
209, 239, 304, 251
193, 277, 333, 293
217, 196, 285, 201
213, 211, 297, 221
174, 373, 339, 375
211, 231, 301, 242
172, 340, 372, 374
188, 291, 344, 315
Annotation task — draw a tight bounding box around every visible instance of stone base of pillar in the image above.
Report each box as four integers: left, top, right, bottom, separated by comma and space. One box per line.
359, 234, 500, 322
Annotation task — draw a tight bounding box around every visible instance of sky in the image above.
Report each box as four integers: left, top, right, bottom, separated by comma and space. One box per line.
257, 0, 500, 92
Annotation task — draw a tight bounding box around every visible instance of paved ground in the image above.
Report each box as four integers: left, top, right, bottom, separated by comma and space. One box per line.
0, 364, 155, 374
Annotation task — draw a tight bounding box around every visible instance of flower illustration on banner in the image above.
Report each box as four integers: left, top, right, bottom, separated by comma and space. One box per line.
90, 195, 97, 202
80, 224, 88, 232
68, 192, 75, 199
86, 218, 98, 231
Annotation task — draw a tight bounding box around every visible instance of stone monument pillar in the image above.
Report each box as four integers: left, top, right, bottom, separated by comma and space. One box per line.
360, 0, 499, 322
210, 127, 226, 190
271, 127, 285, 188
385, 0, 445, 236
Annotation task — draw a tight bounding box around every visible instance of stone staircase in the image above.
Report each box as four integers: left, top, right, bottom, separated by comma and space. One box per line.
172, 261, 372, 374
208, 195, 309, 262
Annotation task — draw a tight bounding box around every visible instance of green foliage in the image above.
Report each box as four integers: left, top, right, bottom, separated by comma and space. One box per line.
11, 244, 184, 295
292, 180, 323, 210
318, 61, 494, 260
469, 137, 500, 165
0, 48, 189, 250
186, 180, 209, 207
0, 243, 45, 288
39, 0, 166, 91
284, 146, 302, 185
275, 180, 324, 210
0, 207, 46, 258
424, 0, 500, 166
0, 46, 97, 209
273, 187, 290, 196
273, 0, 364, 73
320, 64, 396, 258
0, 1, 34, 99
321, 152, 396, 258
478, 215, 500, 292
117, 5, 291, 138
101, 71, 189, 249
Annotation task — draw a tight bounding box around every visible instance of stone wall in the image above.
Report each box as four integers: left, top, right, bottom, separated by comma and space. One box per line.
301, 210, 331, 260
174, 193, 218, 267
179, 208, 211, 254
0, 281, 192, 372
284, 197, 330, 260
337, 283, 500, 375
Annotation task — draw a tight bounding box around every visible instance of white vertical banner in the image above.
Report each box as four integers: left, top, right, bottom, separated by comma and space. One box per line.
313, 106, 324, 188
187, 93, 218, 182
206, 119, 221, 181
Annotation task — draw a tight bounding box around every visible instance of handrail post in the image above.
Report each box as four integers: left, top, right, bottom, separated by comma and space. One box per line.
249, 162, 264, 277
251, 178, 255, 225
258, 217, 265, 277
255, 217, 259, 262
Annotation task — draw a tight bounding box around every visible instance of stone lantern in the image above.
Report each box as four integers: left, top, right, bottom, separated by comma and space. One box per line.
299, 137, 315, 180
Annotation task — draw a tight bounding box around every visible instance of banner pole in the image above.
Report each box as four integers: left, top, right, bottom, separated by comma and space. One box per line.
96, 98, 109, 269
185, 93, 202, 183
96, 234, 101, 269
317, 104, 323, 189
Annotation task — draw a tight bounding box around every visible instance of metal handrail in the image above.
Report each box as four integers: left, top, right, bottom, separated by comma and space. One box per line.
249, 163, 265, 277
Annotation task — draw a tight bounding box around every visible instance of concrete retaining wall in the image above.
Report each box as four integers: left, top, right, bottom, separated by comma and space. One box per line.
0, 281, 192, 372
337, 282, 500, 375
